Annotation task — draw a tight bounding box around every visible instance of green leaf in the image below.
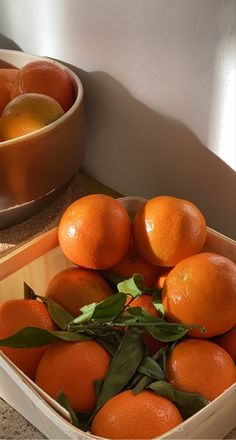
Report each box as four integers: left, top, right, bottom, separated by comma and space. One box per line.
151, 289, 164, 316
131, 348, 166, 395
23, 282, 37, 300
97, 331, 123, 356
93, 379, 104, 399
76, 411, 95, 432
174, 389, 209, 419
137, 356, 164, 380
148, 380, 176, 400
70, 303, 97, 325
96, 328, 144, 410
56, 391, 80, 427
132, 375, 153, 394
93, 293, 127, 319
146, 324, 189, 342
152, 288, 162, 302
70, 294, 127, 326
148, 380, 209, 419
117, 274, 145, 298
0, 327, 91, 348
46, 299, 75, 330
127, 307, 163, 322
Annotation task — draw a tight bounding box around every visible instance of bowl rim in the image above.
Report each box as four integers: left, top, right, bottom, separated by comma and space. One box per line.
0, 49, 84, 148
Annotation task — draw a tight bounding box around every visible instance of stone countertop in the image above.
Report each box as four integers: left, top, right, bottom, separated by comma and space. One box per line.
0, 172, 235, 440
0, 398, 46, 439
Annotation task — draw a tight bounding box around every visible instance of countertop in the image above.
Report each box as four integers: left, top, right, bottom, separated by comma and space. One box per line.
0, 172, 235, 440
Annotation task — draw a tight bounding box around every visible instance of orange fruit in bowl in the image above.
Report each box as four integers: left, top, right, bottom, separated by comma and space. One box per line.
133, 195, 207, 267
0, 68, 19, 86
36, 340, 110, 413
0, 299, 55, 380
0, 92, 64, 140
91, 389, 183, 439
11, 60, 75, 112
0, 78, 10, 116
0, 68, 18, 115
107, 237, 160, 288
58, 194, 132, 270
45, 266, 114, 316
166, 339, 236, 401
162, 252, 236, 338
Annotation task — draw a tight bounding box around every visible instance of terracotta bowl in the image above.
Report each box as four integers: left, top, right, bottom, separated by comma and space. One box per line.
0, 49, 85, 229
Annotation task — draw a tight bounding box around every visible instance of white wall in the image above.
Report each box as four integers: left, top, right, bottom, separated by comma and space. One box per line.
0, 0, 235, 238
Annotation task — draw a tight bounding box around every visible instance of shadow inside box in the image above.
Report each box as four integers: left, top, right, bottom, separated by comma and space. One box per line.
0, 172, 86, 253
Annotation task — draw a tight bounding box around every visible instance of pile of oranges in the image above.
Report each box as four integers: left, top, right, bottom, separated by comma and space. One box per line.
0, 59, 75, 141
0, 193, 235, 439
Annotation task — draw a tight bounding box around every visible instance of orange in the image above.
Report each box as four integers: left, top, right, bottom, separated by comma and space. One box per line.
133, 195, 207, 267
126, 294, 159, 317
0, 299, 55, 379
35, 340, 110, 413
46, 266, 114, 316
91, 389, 183, 439
214, 325, 236, 362
0, 78, 10, 116
0, 68, 18, 115
0, 68, 19, 87
11, 60, 75, 112
167, 339, 236, 401
58, 194, 132, 270
0, 93, 64, 141
154, 267, 172, 289
108, 237, 160, 287
162, 252, 236, 338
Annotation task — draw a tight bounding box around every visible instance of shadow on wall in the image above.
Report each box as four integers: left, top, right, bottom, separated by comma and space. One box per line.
0, 34, 235, 239
0, 33, 22, 51
65, 65, 236, 240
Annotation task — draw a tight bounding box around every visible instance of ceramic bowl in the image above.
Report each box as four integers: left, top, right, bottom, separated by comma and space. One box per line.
0, 49, 85, 229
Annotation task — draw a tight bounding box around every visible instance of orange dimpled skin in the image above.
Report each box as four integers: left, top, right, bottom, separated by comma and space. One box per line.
46, 267, 114, 316
0, 68, 18, 115
167, 339, 236, 402
35, 340, 110, 413
0, 78, 10, 116
133, 195, 207, 267
127, 294, 160, 317
162, 252, 236, 338
214, 325, 236, 362
0, 299, 55, 379
11, 60, 75, 112
108, 238, 160, 287
91, 390, 183, 439
58, 194, 132, 270
155, 267, 172, 289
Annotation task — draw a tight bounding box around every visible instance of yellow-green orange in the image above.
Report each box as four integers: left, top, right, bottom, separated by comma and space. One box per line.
0, 93, 64, 140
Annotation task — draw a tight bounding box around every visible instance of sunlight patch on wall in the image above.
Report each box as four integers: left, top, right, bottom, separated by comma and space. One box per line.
208, 40, 236, 171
